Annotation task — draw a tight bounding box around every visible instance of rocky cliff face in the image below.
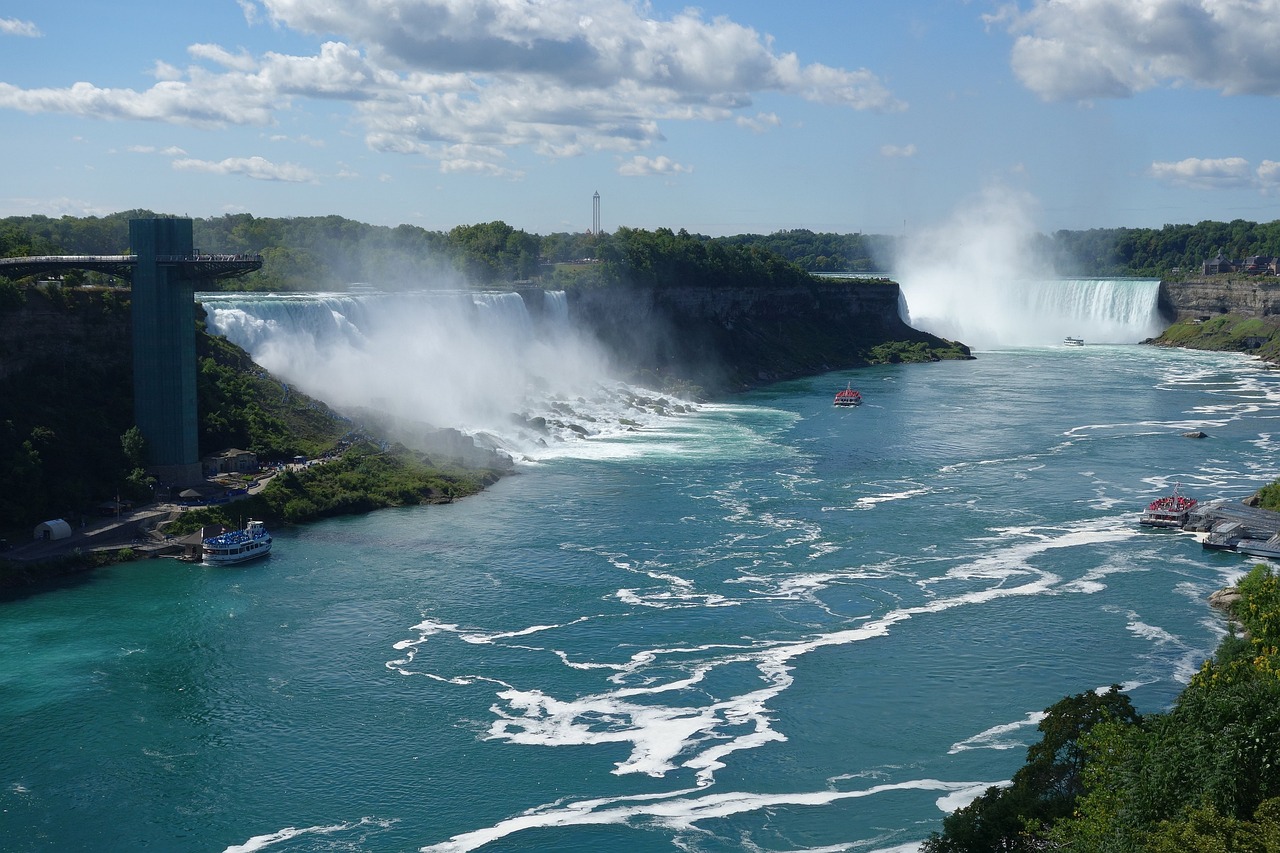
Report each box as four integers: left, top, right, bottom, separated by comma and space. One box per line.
566, 278, 963, 393
1159, 277, 1280, 322
0, 287, 131, 382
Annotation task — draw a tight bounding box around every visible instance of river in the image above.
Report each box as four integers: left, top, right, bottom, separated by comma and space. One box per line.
4, 316, 1273, 850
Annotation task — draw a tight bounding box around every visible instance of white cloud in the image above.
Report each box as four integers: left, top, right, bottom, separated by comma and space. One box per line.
237, 0, 261, 26
0, 79, 277, 128
2, 196, 110, 216
617, 154, 691, 177
1150, 156, 1267, 190
439, 158, 523, 178
0, 18, 40, 38
188, 43, 259, 73
736, 112, 781, 133
172, 155, 317, 182
1258, 160, 1280, 191
988, 0, 1280, 100
435, 143, 523, 178
881, 143, 917, 158
0, 0, 904, 176
250, 0, 901, 159
126, 145, 189, 156
269, 133, 325, 146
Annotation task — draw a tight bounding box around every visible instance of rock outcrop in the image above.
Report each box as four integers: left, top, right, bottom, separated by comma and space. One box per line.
1209, 587, 1243, 622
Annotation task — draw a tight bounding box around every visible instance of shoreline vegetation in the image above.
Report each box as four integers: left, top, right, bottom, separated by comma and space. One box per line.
1148, 313, 1280, 365
923, 563, 1280, 852
159, 443, 505, 539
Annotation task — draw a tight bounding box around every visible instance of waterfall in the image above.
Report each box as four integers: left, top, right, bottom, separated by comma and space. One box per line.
899, 277, 1165, 348
543, 289, 570, 331
197, 289, 681, 458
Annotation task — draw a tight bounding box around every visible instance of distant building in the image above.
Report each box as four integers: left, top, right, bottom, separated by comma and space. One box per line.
1202, 252, 1279, 276
1203, 252, 1235, 275
33, 518, 72, 541
1243, 256, 1279, 275
203, 448, 259, 476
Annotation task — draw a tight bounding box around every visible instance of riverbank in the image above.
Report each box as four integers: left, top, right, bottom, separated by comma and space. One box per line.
1146, 313, 1280, 363
0, 441, 508, 590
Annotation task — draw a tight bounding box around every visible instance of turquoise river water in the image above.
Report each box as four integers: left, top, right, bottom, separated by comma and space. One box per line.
3, 334, 1277, 851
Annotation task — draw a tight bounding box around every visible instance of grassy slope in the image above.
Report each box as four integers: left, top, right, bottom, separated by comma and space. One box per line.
1152, 314, 1280, 363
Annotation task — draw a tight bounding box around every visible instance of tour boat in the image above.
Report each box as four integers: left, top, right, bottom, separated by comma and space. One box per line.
1063, 336, 1085, 347
203, 519, 272, 565
1139, 485, 1197, 529
833, 382, 862, 407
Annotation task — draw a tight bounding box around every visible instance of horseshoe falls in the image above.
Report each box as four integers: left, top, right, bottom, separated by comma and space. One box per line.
4, 300, 1275, 851
899, 277, 1166, 349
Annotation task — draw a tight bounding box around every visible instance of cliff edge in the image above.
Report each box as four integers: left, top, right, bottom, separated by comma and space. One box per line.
1159, 277, 1280, 323
567, 277, 971, 394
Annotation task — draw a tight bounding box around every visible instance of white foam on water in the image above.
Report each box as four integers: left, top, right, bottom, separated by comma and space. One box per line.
1123, 614, 1180, 646
224, 818, 393, 853
845, 483, 934, 511
1059, 554, 1149, 595
391, 518, 1123, 828
458, 618, 591, 645
418, 779, 996, 853
948, 711, 1045, 754
934, 781, 1007, 814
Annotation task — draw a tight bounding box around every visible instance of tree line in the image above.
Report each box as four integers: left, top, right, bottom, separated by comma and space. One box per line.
7, 211, 1280, 287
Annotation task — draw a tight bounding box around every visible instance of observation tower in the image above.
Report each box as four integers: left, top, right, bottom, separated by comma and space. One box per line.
0, 218, 262, 485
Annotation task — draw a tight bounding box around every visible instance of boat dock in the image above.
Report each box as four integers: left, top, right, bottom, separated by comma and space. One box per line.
1185, 499, 1280, 539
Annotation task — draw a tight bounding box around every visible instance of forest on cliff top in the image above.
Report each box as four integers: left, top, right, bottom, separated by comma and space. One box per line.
5, 211, 1280, 289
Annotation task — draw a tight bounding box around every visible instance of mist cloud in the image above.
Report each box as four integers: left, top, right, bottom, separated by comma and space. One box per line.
894, 185, 1165, 347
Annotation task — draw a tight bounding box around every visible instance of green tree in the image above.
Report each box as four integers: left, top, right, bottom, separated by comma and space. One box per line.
121, 425, 147, 469
924, 687, 1140, 852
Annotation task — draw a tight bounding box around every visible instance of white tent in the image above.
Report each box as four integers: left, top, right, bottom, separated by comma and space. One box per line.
33, 518, 72, 541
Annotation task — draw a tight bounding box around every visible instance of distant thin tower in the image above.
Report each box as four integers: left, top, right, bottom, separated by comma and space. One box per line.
592, 191, 601, 235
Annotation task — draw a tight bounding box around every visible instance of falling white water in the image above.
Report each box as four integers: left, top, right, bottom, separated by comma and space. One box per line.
900, 275, 1165, 348
893, 186, 1166, 348
198, 289, 689, 459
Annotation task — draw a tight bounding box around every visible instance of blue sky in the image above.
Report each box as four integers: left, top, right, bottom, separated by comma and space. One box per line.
2, 0, 1278, 237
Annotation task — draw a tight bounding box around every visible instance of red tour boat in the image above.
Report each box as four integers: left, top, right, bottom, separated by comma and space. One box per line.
1139, 484, 1197, 529
834, 382, 862, 407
